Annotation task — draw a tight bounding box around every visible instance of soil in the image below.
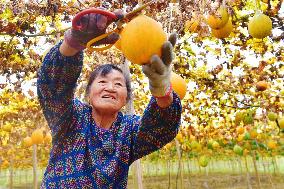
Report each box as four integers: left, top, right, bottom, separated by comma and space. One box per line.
1, 173, 283, 189
128, 173, 284, 189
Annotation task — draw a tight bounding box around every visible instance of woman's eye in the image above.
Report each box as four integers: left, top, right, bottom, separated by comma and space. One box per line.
115, 83, 123, 86
98, 80, 106, 83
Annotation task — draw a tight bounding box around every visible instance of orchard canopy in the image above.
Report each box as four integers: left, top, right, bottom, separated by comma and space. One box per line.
0, 0, 284, 170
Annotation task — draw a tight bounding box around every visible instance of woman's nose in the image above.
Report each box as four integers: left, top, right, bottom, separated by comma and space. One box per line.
105, 82, 116, 91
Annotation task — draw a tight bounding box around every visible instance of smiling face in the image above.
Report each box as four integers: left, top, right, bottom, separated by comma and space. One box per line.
88, 69, 128, 114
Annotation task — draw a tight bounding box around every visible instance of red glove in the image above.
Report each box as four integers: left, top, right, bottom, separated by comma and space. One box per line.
64, 9, 123, 51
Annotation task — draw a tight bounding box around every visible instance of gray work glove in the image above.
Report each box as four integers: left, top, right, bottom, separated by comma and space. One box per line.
64, 9, 123, 51
142, 33, 177, 98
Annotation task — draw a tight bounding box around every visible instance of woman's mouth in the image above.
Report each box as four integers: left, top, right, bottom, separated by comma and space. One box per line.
102, 95, 115, 100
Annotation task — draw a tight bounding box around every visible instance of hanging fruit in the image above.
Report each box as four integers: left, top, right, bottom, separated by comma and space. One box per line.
207, 5, 229, 29
117, 15, 167, 65
23, 136, 33, 148
248, 13, 272, 39
171, 72, 187, 100
198, 155, 209, 167
211, 19, 233, 39
31, 129, 44, 145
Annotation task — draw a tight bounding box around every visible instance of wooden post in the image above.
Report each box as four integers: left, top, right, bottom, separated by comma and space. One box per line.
9, 158, 13, 189
32, 144, 38, 189
167, 160, 171, 188
244, 156, 252, 189
121, 60, 143, 189
252, 151, 261, 189
175, 139, 183, 189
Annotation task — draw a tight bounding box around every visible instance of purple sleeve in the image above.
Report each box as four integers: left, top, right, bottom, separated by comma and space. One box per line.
37, 41, 83, 142
130, 92, 182, 163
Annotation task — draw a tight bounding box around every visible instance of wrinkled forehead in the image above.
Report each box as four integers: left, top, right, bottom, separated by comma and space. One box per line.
96, 69, 126, 81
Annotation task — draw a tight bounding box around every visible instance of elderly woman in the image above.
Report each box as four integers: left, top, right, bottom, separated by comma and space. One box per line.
38, 9, 182, 189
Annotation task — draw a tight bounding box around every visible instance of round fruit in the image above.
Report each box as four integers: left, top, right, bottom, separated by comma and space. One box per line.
237, 134, 244, 142
235, 111, 245, 124
212, 141, 220, 149
249, 129, 258, 139
31, 129, 44, 145
233, 145, 243, 156
248, 13, 272, 39
243, 114, 254, 125
267, 112, 278, 121
198, 155, 209, 167
256, 81, 269, 91
278, 117, 284, 129
119, 15, 167, 65
237, 127, 245, 134
191, 140, 202, 151
2, 123, 12, 132
44, 132, 52, 144
267, 140, 277, 149
171, 72, 187, 100
1, 160, 9, 168
244, 132, 251, 140
211, 19, 233, 39
207, 6, 229, 29
207, 140, 214, 149
23, 137, 33, 147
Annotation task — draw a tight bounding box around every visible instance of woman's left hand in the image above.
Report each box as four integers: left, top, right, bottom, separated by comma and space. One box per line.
142, 33, 177, 98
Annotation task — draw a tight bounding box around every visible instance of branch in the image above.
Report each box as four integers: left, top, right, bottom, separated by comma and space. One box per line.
0, 27, 70, 38
77, 0, 87, 9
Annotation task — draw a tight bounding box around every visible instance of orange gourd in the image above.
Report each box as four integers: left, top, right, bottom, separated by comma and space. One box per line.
171, 72, 187, 100
118, 15, 167, 65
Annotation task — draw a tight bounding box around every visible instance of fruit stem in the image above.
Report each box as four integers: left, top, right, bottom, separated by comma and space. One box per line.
244, 156, 252, 189
254, 0, 261, 13
32, 144, 38, 189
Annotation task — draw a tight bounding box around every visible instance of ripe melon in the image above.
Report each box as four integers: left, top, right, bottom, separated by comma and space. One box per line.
23, 136, 33, 147
248, 13, 272, 39
31, 129, 44, 145
207, 6, 229, 29
198, 155, 209, 167
119, 15, 167, 65
267, 112, 278, 121
211, 19, 233, 39
171, 72, 187, 100
233, 145, 243, 156
278, 117, 284, 129
267, 140, 277, 149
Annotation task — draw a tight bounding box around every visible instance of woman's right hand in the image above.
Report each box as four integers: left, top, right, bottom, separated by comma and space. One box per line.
64, 9, 123, 51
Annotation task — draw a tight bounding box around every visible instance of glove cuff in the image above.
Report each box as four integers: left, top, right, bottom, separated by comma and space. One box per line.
153, 84, 173, 99
64, 30, 86, 51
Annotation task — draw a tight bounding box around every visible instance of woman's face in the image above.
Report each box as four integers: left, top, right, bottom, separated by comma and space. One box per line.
89, 69, 128, 114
